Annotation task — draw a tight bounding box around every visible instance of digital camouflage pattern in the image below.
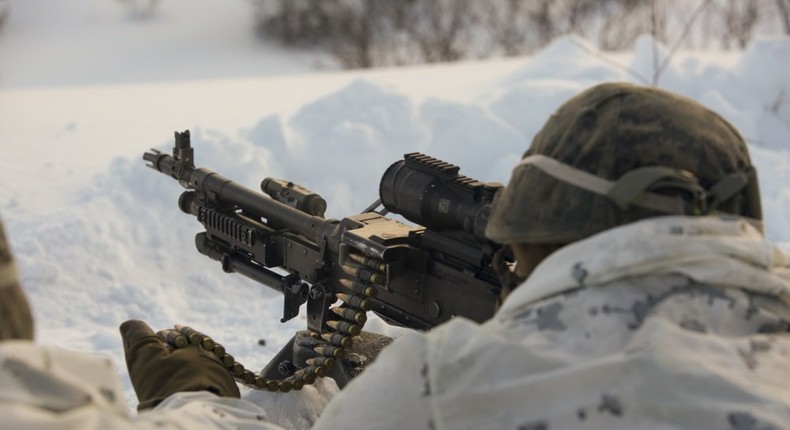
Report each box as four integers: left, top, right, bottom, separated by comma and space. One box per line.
0, 216, 34, 340
486, 82, 760, 245
0, 342, 289, 429
315, 215, 790, 430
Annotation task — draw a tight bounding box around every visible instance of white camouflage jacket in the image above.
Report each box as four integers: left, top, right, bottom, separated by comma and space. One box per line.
313, 215, 790, 430
0, 341, 289, 429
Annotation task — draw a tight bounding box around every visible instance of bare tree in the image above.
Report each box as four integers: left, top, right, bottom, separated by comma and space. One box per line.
776, 0, 790, 34
482, 0, 531, 56
116, 0, 162, 21
767, 88, 789, 115
0, 0, 8, 32
598, 1, 653, 50
648, 0, 670, 44
249, 0, 779, 70
718, 0, 760, 49
482, 0, 604, 57
403, 0, 473, 63
529, 0, 557, 47
252, 0, 336, 46
561, 0, 602, 35
326, 0, 377, 68
327, 1, 425, 68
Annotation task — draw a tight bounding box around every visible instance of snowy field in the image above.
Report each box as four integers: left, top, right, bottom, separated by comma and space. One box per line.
1, 0, 789, 419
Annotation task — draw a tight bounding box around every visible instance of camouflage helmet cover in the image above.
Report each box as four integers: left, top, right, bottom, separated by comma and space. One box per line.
486, 82, 761, 245
0, 215, 34, 340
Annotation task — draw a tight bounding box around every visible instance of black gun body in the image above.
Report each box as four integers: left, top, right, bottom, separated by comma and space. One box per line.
144, 133, 501, 334
184, 192, 497, 329
370, 255, 499, 329
340, 212, 499, 329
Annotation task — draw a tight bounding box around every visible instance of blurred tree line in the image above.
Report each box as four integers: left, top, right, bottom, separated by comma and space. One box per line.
0, 1, 8, 31
116, 0, 161, 20
250, 0, 790, 68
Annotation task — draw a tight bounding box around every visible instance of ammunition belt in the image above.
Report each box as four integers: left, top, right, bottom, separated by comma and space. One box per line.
169, 283, 375, 392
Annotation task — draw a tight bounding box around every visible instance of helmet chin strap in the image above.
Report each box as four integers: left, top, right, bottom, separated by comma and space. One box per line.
491, 245, 526, 308
516, 154, 762, 231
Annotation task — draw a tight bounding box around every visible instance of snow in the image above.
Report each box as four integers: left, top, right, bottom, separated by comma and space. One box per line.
1, 1, 789, 426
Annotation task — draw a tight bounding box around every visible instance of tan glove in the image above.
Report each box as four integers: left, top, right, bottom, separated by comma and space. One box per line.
119, 320, 240, 410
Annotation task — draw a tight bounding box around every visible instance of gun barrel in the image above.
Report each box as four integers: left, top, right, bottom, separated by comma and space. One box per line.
213, 180, 330, 242
143, 148, 179, 178
144, 148, 332, 243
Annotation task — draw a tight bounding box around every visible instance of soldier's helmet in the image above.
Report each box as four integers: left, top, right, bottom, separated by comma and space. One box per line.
485, 82, 762, 245
0, 215, 34, 340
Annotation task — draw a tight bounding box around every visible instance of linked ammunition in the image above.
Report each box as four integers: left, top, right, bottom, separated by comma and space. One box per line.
321, 333, 353, 348
174, 326, 214, 350
341, 264, 385, 285
175, 325, 203, 346
220, 353, 235, 367
212, 344, 226, 357
201, 337, 216, 350
338, 278, 378, 298
163, 331, 188, 349
254, 377, 269, 390
289, 377, 304, 390
336, 293, 372, 311
307, 365, 328, 378
314, 344, 345, 359
346, 252, 387, 273
294, 369, 316, 385
327, 320, 362, 336
242, 370, 256, 384
306, 356, 337, 370
278, 381, 292, 393
331, 307, 368, 325
231, 362, 244, 376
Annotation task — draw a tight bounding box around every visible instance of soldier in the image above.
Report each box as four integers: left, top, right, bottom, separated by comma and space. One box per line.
311, 83, 790, 429
0, 215, 283, 429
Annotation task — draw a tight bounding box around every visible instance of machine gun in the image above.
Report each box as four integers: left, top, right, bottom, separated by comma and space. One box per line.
143, 130, 505, 391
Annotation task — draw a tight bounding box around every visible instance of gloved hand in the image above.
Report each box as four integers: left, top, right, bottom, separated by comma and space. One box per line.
119, 320, 240, 411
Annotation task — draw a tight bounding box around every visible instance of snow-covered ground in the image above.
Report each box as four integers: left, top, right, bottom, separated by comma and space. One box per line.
1, 0, 789, 422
